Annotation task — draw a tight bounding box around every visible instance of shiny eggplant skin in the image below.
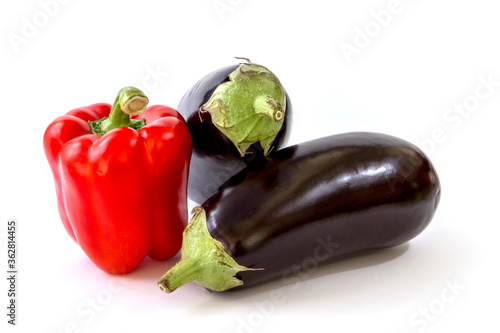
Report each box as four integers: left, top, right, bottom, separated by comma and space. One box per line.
202, 132, 441, 289
177, 64, 292, 204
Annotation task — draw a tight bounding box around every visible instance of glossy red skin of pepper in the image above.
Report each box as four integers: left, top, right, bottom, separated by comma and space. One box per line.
43, 103, 192, 274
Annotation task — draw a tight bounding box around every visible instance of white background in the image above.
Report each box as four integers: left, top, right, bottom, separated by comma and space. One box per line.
1, 0, 499, 332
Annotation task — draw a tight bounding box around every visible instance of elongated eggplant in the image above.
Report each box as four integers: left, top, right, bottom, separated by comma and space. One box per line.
157, 132, 441, 293
177, 58, 292, 204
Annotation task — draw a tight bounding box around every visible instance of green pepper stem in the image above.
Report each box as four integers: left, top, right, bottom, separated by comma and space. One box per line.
157, 207, 260, 293
89, 87, 149, 136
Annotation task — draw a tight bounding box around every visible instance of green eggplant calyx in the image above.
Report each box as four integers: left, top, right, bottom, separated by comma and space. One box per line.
200, 60, 286, 156
89, 86, 149, 136
157, 207, 260, 293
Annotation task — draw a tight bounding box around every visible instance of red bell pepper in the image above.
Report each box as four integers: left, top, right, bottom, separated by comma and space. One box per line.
43, 87, 192, 274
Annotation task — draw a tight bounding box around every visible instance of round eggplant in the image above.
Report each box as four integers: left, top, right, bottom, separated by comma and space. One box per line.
158, 132, 441, 293
177, 58, 292, 204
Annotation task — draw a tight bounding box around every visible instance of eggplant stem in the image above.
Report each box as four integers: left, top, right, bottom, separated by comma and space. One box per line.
157, 207, 260, 293
199, 62, 287, 156
234, 56, 252, 63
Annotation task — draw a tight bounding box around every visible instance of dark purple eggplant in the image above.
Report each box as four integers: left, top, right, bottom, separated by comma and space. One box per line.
157, 132, 441, 293
177, 58, 292, 204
